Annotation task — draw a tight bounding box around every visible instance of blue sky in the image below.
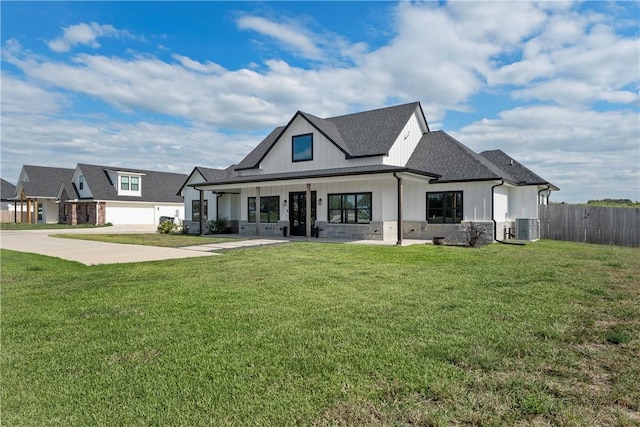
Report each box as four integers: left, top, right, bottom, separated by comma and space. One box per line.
1, 1, 638, 203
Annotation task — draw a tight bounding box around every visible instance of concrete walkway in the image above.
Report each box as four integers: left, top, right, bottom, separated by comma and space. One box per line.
0, 225, 285, 266
0, 225, 430, 266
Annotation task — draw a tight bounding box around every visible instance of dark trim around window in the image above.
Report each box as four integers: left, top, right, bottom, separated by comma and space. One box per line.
426, 191, 463, 224
192, 199, 208, 222
248, 196, 280, 223
328, 192, 372, 224
292, 133, 313, 162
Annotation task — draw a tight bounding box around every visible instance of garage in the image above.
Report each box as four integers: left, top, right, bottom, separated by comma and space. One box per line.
105, 202, 156, 225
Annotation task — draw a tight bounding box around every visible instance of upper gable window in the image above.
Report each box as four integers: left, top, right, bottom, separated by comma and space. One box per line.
79, 175, 84, 190
118, 174, 142, 196
292, 134, 313, 162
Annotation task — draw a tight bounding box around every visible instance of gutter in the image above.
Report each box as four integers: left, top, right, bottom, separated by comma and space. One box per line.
538, 184, 551, 205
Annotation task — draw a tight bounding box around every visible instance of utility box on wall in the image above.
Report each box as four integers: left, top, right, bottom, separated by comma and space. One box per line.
516, 218, 539, 241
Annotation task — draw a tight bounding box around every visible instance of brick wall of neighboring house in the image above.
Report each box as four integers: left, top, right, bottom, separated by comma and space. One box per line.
59, 199, 106, 225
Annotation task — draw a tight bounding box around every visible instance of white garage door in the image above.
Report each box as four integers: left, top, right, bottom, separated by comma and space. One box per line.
106, 204, 155, 225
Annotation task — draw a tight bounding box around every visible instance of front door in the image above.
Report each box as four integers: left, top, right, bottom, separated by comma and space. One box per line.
289, 191, 316, 236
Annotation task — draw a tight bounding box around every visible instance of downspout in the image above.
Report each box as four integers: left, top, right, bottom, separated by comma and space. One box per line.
491, 180, 504, 242
538, 185, 550, 205
393, 172, 403, 246
199, 189, 205, 236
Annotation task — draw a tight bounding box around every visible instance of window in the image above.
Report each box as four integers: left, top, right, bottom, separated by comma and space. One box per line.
121, 176, 129, 191
131, 176, 139, 191
37, 203, 43, 221
427, 191, 463, 224
79, 175, 84, 190
248, 196, 279, 223
192, 200, 208, 222
292, 134, 313, 162
328, 193, 372, 224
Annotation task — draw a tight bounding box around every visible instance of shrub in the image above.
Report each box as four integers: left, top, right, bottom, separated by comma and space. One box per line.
157, 220, 177, 234
463, 222, 489, 247
207, 217, 229, 234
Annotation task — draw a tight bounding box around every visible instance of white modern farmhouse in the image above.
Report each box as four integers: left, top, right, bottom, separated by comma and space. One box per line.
182, 102, 557, 243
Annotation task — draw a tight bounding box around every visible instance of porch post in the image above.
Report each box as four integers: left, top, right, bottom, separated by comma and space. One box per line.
305, 183, 311, 239
199, 189, 205, 236
26, 198, 31, 224
396, 173, 403, 246
255, 186, 260, 236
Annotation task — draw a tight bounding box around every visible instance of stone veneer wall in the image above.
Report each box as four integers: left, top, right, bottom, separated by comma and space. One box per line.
59, 200, 106, 225
315, 221, 388, 241
401, 221, 495, 244
185, 219, 239, 235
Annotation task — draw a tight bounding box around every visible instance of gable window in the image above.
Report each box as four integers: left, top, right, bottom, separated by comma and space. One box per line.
79, 175, 84, 190
192, 200, 208, 222
248, 196, 279, 223
328, 193, 372, 224
121, 176, 130, 191
427, 191, 462, 224
292, 134, 313, 162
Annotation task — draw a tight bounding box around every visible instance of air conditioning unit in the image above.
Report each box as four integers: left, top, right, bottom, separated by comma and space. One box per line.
515, 218, 539, 241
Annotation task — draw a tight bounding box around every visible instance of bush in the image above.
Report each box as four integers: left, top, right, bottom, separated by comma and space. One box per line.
207, 217, 229, 234
463, 222, 489, 247
157, 220, 177, 234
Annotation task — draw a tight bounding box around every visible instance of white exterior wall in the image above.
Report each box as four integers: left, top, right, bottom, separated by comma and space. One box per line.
181, 171, 217, 221
383, 112, 425, 167
39, 199, 59, 223
244, 116, 382, 176
509, 186, 540, 220
73, 167, 93, 199
493, 185, 510, 223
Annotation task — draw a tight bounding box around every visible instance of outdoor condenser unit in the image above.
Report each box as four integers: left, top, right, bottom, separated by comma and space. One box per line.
515, 218, 539, 241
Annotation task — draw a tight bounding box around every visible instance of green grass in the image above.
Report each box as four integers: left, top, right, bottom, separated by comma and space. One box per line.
0, 222, 109, 230
52, 233, 242, 247
2, 240, 639, 425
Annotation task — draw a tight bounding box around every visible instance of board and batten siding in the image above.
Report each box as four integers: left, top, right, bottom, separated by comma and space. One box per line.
73, 167, 93, 199
383, 112, 426, 167
245, 116, 383, 176
182, 172, 216, 222
508, 186, 540, 220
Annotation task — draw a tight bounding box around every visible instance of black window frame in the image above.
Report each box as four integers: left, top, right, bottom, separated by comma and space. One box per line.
248, 196, 280, 223
292, 133, 313, 162
426, 191, 463, 224
328, 192, 372, 224
192, 199, 208, 222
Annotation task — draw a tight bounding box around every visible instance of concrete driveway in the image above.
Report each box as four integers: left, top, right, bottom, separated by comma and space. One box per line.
0, 225, 218, 266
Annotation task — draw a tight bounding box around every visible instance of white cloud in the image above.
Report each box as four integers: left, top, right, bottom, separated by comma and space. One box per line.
46, 22, 136, 53
453, 106, 640, 202
237, 15, 324, 61
0, 73, 67, 114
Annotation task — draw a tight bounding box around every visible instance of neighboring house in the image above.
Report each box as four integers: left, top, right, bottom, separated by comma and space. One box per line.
182, 101, 558, 243
14, 164, 187, 225
1, 178, 17, 211
13, 166, 75, 224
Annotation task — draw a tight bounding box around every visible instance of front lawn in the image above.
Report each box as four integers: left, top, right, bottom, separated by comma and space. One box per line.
52, 233, 242, 247
2, 241, 638, 425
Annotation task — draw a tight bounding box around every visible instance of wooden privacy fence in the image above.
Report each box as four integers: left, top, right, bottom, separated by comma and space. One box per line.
539, 205, 640, 247
1, 211, 23, 223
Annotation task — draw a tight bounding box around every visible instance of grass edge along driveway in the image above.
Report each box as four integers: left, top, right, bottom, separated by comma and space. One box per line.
2, 240, 639, 425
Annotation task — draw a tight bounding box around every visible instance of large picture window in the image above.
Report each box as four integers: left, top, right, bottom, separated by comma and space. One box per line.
248, 196, 280, 223
427, 191, 463, 223
192, 200, 208, 222
328, 193, 372, 224
292, 134, 313, 162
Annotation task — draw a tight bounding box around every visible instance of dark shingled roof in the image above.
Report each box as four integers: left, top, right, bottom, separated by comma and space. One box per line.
1, 178, 17, 200
235, 102, 422, 170
479, 150, 553, 186
77, 164, 187, 203
177, 165, 238, 195
407, 131, 505, 182
19, 166, 75, 198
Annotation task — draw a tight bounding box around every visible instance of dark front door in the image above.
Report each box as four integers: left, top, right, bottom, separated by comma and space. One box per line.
289, 191, 316, 236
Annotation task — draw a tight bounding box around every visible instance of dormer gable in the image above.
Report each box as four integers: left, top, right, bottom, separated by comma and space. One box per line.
104, 169, 144, 197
